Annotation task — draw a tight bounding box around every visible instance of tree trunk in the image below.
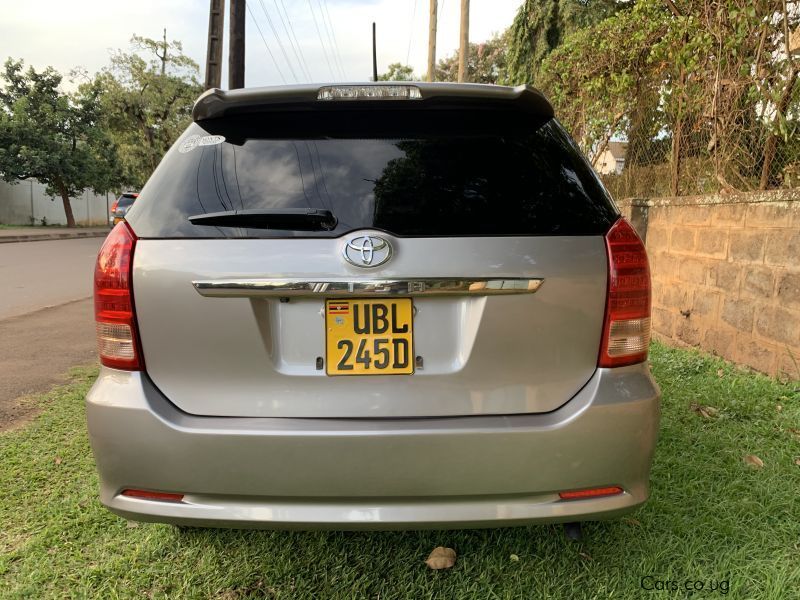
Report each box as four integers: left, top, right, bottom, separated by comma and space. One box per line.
55, 177, 76, 228
669, 116, 683, 197
760, 67, 798, 190
670, 65, 687, 197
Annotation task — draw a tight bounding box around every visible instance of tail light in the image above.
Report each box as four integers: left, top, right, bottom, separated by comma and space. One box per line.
110, 199, 119, 213
598, 217, 651, 367
94, 221, 143, 370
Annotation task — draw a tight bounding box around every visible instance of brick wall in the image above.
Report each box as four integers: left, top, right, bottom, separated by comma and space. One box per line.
618, 189, 800, 381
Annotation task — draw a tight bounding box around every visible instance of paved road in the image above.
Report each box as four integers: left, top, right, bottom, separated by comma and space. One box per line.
0, 238, 103, 430
0, 299, 96, 430
0, 237, 103, 320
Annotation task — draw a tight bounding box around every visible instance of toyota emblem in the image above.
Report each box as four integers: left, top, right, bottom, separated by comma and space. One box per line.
343, 235, 392, 268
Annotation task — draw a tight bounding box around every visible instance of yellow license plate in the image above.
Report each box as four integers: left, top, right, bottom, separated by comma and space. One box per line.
325, 299, 414, 376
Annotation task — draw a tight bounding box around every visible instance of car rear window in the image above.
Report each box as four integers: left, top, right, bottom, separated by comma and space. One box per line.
125, 109, 618, 238
116, 196, 136, 209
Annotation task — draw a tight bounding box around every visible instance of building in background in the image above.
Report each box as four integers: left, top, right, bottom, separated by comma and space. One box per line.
595, 141, 628, 175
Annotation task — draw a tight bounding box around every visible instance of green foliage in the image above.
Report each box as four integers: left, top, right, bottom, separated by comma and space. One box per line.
378, 63, 416, 81
538, 0, 670, 153
506, 0, 623, 86
520, 0, 800, 193
435, 30, 511, 84
89, 35, 201, 189
0, 59, 122, 227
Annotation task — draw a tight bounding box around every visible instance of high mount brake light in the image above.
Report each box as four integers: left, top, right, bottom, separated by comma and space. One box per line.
599, 217, 652, 368
317, 85, 422, 101
94, 221, 143, 370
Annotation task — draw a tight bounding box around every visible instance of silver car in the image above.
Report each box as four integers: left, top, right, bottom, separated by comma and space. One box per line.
87, 83, 660, 531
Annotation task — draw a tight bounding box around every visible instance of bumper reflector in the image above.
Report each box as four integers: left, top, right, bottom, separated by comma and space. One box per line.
558, 486, 624, 501
121, 489, 185, 503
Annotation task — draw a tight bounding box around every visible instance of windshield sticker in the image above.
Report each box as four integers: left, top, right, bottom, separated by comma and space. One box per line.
179, 134, 226, 153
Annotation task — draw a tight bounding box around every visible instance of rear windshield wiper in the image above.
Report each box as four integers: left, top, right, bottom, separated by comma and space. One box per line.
189, 208, 337, 231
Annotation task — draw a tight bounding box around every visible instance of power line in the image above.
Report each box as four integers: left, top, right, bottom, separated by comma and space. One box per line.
307, 0, 337, 81
319, 0, 348, 80
277, 0, 314, 81
273, 0, 312, 81
407, 0, 418, 65
256, 0, 299, 82
245, 1, 287, 84
315, 0, 343, 79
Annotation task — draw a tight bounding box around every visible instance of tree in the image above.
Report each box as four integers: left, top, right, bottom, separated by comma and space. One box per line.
436, 30, 511, 84
0, 59, 121, 227
530, 0, 800, 196
506, 0, 623, 85
536, 1, 669, 155
91, 34, 201, 188
378, 63, 416, 81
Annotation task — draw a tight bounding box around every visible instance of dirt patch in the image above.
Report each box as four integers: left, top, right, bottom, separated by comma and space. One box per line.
0, 298, 97, 431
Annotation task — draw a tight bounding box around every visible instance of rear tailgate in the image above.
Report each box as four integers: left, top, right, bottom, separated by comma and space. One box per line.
125, 95, 618, 418
133, 234, 607, 417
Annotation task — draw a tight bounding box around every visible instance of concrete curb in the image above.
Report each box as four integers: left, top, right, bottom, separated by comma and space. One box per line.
0, 231, 109, 244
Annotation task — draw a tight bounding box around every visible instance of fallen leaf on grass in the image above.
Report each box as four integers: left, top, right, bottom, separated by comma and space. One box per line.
623, 517, 641, 527
776, 404, 783, 412
788, 428, 800, 439
579, 552, 592, 561
126, 521, 139, 529
690, 403, 719, 419
794, 458, 800, 467
510, 554, 520, 562
54, 456, 62, 465
425, 547, 456, 570
744, 454, 764, 469
717, 369, 724, 378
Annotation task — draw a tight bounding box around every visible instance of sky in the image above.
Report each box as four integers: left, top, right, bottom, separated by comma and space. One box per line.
0, 0, 523, 88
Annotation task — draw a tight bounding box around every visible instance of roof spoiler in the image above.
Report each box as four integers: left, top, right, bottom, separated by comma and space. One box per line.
192, 82, 554, 121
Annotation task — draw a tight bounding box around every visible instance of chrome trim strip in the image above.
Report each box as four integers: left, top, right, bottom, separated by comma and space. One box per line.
192, 278, 544, 298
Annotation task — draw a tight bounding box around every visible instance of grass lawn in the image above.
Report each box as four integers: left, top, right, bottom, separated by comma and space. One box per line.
1, 342, 799, 599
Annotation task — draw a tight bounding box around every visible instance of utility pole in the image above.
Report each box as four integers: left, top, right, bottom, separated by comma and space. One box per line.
458, 0, 469, 83
153, 27, 169, 75
372, 22, 378, 81
229, 0, 245, 89
427, 0, 437, 82
204, 0, 224, 90
160, 28, 168, 75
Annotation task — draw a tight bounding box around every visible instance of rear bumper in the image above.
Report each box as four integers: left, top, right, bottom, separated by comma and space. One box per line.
85, 365, 660, 530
